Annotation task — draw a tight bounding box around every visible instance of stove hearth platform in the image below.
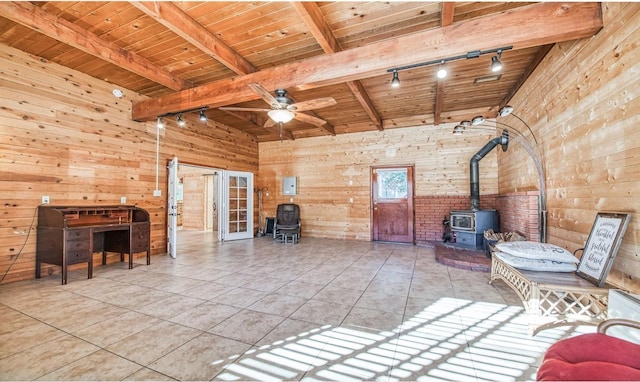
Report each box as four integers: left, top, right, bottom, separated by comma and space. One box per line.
433, 242, 491, 272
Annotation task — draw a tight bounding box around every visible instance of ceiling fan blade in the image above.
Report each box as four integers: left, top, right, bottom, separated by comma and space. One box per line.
218, 107, 270, 112
289, 97, 337, 112
248, 83, 280, 108
263, 118, 276, 128
293, 112, 326, 127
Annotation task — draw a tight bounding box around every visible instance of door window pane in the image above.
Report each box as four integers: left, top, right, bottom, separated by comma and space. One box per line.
377, 169, 408, 199
227, 175, 249, 234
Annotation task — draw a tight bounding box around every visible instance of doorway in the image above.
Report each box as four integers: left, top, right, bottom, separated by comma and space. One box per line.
167, 158, 255, 258
176, 164, 222, 250
371, 165, 415, 243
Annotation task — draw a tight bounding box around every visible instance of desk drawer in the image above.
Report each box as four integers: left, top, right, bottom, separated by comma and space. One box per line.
66, 249, 91, 264
66, 239, 90, 252
67, 228, 90, 241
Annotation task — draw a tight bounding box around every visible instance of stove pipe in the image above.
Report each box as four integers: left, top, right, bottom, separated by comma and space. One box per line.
470, 130, 509, 211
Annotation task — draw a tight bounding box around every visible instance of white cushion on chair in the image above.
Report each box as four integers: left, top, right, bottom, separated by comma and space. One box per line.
495, 251, 578, 272
495, 241, 579, 264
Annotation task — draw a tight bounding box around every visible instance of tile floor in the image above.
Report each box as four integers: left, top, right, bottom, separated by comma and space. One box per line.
0, 232, 594, 381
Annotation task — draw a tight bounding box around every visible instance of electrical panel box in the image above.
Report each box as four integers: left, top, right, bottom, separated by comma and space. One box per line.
283, 176, 297, 195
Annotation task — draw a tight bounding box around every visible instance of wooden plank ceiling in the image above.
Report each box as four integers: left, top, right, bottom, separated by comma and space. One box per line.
0, 2, 602, 142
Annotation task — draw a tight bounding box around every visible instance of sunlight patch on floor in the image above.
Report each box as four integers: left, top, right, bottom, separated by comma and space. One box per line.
214, 297, 575, 381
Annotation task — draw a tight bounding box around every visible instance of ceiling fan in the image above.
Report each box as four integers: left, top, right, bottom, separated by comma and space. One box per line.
219, 84, 336, 129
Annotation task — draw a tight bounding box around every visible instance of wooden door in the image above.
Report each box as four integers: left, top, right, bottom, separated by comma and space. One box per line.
372, 166, 414, 243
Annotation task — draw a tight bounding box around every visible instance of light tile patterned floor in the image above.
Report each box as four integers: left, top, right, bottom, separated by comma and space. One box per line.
0, 232, 594, 381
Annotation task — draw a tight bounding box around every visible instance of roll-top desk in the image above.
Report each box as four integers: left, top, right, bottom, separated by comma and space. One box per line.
36, 205, 150, 284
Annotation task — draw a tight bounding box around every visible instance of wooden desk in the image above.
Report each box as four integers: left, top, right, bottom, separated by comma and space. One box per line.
490, 254, 610, 335
36, 205, 150, 284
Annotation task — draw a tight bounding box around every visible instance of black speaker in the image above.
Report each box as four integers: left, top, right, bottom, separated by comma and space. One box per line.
264, 217, 275, 234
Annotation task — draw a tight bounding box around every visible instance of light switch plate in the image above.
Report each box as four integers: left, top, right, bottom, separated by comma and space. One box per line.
42, 196, 50, 204
120, 196, 127, 204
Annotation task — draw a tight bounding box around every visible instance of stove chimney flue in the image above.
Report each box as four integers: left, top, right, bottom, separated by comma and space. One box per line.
470, 130, 509, 211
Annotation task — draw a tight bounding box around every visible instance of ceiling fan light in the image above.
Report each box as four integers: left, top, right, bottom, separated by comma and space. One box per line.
268, 109, 295, 123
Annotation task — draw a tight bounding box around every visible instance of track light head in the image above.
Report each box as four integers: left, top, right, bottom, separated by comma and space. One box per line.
391, 70, 400, 88
491, 50, 503, 72
436, 61, 447, 79
199, 108, 207, 122
452, 125, 465, 135
176, 113, 186, 127
156, 116, 164, 129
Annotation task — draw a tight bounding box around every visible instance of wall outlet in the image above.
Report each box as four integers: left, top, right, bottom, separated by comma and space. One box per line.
42, 196, 50, 204
153, 190, 162, 197
289, 197, 294, 202
349, 197, 353, 203
120, 196, 127, 204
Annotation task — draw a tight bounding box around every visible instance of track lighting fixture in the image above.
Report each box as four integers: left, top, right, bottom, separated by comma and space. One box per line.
436, 61, 447, 79
199, 108, 207, 122
391, 70, 400, 88
387, 46, 512, 87
452, 124, 465, 135
156, 116, 164, 129
491, 51, 503, 72
176, 113, 186, 127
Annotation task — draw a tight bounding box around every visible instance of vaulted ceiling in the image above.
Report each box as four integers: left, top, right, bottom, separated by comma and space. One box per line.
0, 2, 602, 141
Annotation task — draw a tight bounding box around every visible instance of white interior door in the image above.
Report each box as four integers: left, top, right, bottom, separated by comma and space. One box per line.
221, 170, 254, 241
167, 157, 178, 258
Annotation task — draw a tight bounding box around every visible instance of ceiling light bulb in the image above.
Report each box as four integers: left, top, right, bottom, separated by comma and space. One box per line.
267, 109, 295, 123
491, 55, 503, 72
471, 116, 485, 125
436, 63, 447, 79
156, 116, 164, 129
391, 71, 400, 88
176, 113, 186, 127
498, 105, 514, 117
199, 109, 207, 122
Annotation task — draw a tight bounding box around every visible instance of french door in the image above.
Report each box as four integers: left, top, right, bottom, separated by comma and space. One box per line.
371, 165, 415, 243
220, 170, 254, 241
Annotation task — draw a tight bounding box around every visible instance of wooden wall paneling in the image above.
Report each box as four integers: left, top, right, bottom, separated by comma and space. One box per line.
259, 125, 501, 240
498, 3, 640, 293
0, 43, 258, 284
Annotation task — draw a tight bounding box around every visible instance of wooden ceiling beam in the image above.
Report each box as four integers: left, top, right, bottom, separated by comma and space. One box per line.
291, 1, 383, 131
434, 2, 456, 125
130, 2, 258, 76
0, 1, 191, 91
132, 2, 603, 121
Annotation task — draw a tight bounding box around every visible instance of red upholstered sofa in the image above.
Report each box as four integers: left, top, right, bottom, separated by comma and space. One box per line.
537, 319, 640, 381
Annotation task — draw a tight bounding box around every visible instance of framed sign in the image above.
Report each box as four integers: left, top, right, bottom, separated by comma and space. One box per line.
577, 212, 630, 287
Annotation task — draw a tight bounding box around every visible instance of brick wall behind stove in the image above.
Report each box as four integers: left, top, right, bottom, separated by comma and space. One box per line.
415, 192, 539, 244
496, 191, 540, 242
